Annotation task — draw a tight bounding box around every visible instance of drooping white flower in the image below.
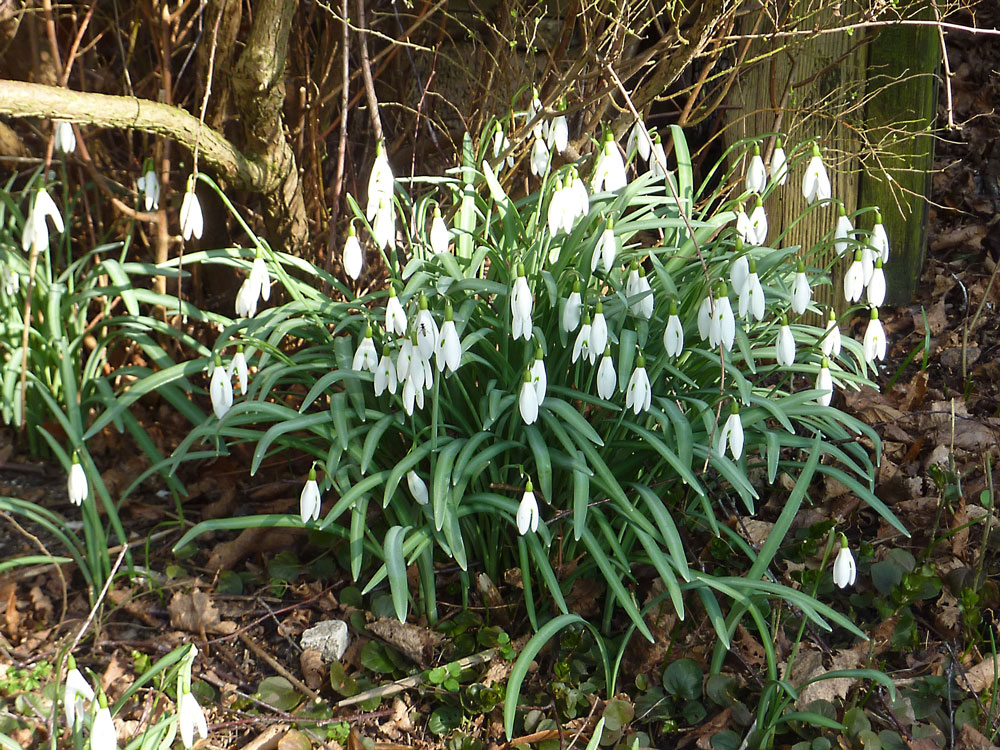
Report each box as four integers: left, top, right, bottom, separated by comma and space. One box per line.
776, 319, 796, 367
770, 138, 788, 186
572, 313, 593, 364
738, 258, 765, 321
745, 145, 767, 194
179, 177, 203, 240
801, 143, 831, 204
22, 186, 65, 254
517, 481, 540, 535
790, 259, 811, 315
822, 310, 842, 358
625, 353, 651, 414
730, 249, 749, 296
735, 209, 755, 245
832, 538, 857, 589
530, 138, 549, 177
833, 205, 854, 257
396, 338, 414, 382
711, 287, 735, 352
597, 346, 617, 400
67, 456, 88, 506
492, 123, 513, 169
338, 223, 361, 280
366, 142, 394, 222
300, 467, 321, 523
178, 688, 209, 750
868, 257, 886, 307
562, 283, 582, 333
374, 348, 398, 397
54, 120, 76, 154
547, 177, 569, 236
235, 255, 271, 319
402, 376, 418, 416
415, 296, 440, 359
209, 357, 233, 420
527, 89, 545, 139
844, 249, 865, 303
565, 169, 590, 225
718, 403, 744, 460
663, 300, 684, 357
63, 656, 94, 729
593, 220, 618, 273
863, 307, 886, 364
92, 698, 118, 750
227, 345, 248, 396
384, 287, 407, 336
632, 268, 654, 320
870, 211, 890, 264
352, 326, 379, 373
627, 119, 651, 162
591, 132, 627, 193
530, 349, 547, 404
371, 196, 396, 252
591, 303, 608, 359
2, 265, 19, 296
430, 207, 451, 255
436, 303, 462, 373
748, 196, 768, 246
406, 470, 429, 506
137, 164, 160, 211
649, 134, 669, 180
817, 357, 834, 406
510, 266, 533, 341
519, 371, 539, 425
549, 110, 569, 154
697, 296, 713, 342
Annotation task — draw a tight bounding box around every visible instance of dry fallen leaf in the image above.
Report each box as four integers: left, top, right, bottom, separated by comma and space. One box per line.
367, 618, 447, 667
168, 590, 237, 635
299, 648, 326, 691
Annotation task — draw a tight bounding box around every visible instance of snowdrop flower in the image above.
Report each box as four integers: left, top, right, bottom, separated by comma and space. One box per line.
235, 255, 271, 318
67, 455, 88, 506
366, 142, 394, 220
436, 302, 462, 373
564, 169, 590, 227
697, 296, 713, 342
844, 249, 865, 303
371, 196, 395, 252
591, 302, 608, 357
527, 88, 545, 139
627, 119, 651, 162
718, 402, 744, 460
396, 337, 414, 382
300, 467, 321, 523
868, 257, 886, 307
593, 220, 618, 273
745, 144, 767, 194
870, 211, 890, 263
861, 245, 876, 286
833, 204, 854, 257
178, 688, 209, 750
562, 282, 583, 333
179, 176, 203, 240
735, 208, 754, 245
572, 313, 594, 364
519, 370, 539, 425
415, 295, 440, 359
591, 132, 627, 192
832, 535, 857, 589
711, 285, 735, 351
770, 138, 788, 186
137, 162, 160, 210
738, 258, 765, 321
2, 265, 18, 296
546, 177, 568, 236
625, 353, 652, 414
407, 470, 429, 506
21, 186, 65, 254
776, 317, 796, 367
384, 286, 407, 336
663, 300, 684, 357
730, 245, 749, 295
748, 196, 768, 246
209, 356, 233, 420
597, 346, 617, 400
374, 347, 398, 396
517, 481, 540, 535
492, 123, 514, 169
548, 106, 569, 154
801, 143, 831, 204
817, 357, 834, 406
511, 265, 533, 341
63, 655, 93, 729
822, 310, 842, 357
530, 137, 549, 177
790, 259, 811, 315
649, 133, 669, 180
352, 326, 379, 373
227, 345, 248, 396
54, 120, 76, 154
92, 694, 117, 750
627, 267, 653, 319
340, 223, 363, 281
863, 307, 886, 364
429, 207, 451, 255
530, 348, 547, 403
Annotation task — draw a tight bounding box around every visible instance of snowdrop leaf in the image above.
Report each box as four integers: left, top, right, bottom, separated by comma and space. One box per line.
451, 431, 494, 485
631, 483, 691, 582
432, 440, 462, 532
382, 525, 411, 622
635, 527, 685, 619
330, 391, 351, 451
384, 447, 432, 509
621, 423, 701, 494
572, 455, 590, 542
580, 527, 652, 642
525, 426, 552, 503
361, 414, 398, 475
544, 397, 604, 446
252, 412, 329, 475
350, 493, 369, 580
441, 511, 467, 571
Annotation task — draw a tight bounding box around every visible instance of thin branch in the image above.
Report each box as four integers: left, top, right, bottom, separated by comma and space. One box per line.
355, 0, 384, 142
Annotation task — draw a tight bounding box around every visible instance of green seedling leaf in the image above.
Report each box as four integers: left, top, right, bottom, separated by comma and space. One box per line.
328, 662, 359, 697
663, 658, 703, 700
256, 676, 301, 711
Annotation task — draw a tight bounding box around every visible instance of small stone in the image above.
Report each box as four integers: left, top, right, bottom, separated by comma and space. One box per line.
300, 619, 349, 662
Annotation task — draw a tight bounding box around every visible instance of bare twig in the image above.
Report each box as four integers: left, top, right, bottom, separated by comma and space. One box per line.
355, 0, 384, 142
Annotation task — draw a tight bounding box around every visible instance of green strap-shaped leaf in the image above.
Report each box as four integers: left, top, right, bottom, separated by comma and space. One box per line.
383, 525, 412, 622
524, 425, 552, 503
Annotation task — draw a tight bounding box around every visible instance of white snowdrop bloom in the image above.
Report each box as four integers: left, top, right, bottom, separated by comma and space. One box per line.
833, 206, 854, 257
597, 347, 617, 400
817, 358, 834, 407
801, 144, 831, 204
547, 177, 570, 236
527, 90, 545, 139
530, 138, 549, 177
54, 120, 76, 154
739, 263, 765, 321
519, 372, 539, 425
371, 196, 396, 252
844, 249, 865, 303
92, 699, 118, 750
137, 165, 160, 210
730, 251, 749, 296
415, 297, 440, 360
341, 224, 364, 280
401, 376, 418, 415
572, 314, 593, 364
633, 269, 653, 320
860, 246, 876, 286
429, 207, 451, 255
178, 688, 209, 750
511, 268, 533, 341
492, 123, 514, 169
832, 540, 857, 589
790, 261, 811, 315
300, 468, 321, 523
863, 308, 886, 363
718, 403, 744, 460
745, 145, 767, 194
626, 263, 641, 299
627, 118, 651, 162
420, 348, 434, 389
67, 458, 88, 506
374, 348, 397, 397
591, 132, 627, 193
549, 112, 569, 154
209, 358, 233, 420
593, 221, 618, 273
22, 186, 65, 254
562, 283, 582, 333
868, 258, 886, 307
625, 353, 652, 414
591, 303, 608, 358
227, 346, 248, 396
366, 143, 394, 221
396, 338, 414, 382
517, 481, 540, 535
352, 326, 379, 373
649, 134, 669, 180
711, 291, 736, 352
179, 178, 204, 240
663, 301, 684, 357
870, 212, 890, 263
530, 349, 547, 404
822, 311, 842, 357
566, 170, 590, 223
697, 296, 713, 342
749, 197, 768, 246
770, 139, 788, 186
384, 287, 407, 336
436, 304, 462, 373
2, 265, 19, 296
406, 470, 429, 506
735, 209, 755, 245
63, 656, 93, 729
776, 321, 796, 367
